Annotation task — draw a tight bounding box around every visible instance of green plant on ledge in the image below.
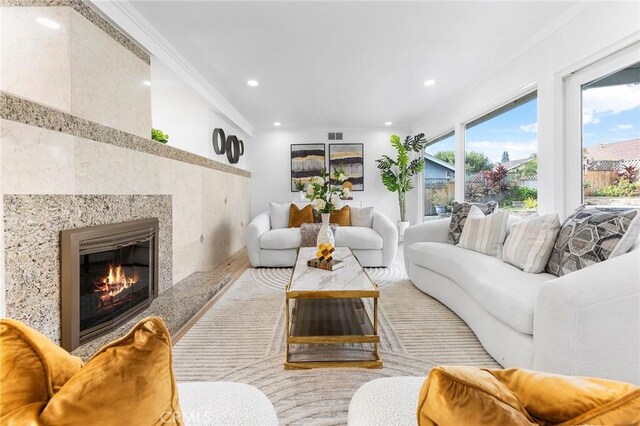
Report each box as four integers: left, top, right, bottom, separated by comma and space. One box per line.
294, 179, 305, 191
375, 133, 427, 222
151, 128, 169, 144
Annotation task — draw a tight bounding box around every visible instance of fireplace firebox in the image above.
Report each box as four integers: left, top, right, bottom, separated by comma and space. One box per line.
60, 218, 159, 351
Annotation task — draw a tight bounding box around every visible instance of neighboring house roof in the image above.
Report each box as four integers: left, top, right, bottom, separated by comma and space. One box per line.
424, 153, 455, 171
584, 138, 640, 161
499, 157, 535, 171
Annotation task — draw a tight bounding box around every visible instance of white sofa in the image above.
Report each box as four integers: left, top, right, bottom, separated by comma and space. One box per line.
247, 209, 398, 267
403, 218, 640, 385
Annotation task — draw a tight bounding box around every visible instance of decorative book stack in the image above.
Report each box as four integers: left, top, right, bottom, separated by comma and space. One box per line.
307, 258, 344, 271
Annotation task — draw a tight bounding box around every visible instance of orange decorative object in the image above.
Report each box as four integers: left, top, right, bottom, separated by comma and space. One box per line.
316, 242, 335, 262
342, 181, 353, 191
417, 366, 640, 426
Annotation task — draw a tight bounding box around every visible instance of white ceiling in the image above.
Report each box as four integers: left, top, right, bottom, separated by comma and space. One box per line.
129, 1, 579, 130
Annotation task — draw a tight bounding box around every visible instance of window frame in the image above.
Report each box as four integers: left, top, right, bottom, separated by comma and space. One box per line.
461, 90, 539, 204
564, 42, 640, 211
422, 129, 455, 220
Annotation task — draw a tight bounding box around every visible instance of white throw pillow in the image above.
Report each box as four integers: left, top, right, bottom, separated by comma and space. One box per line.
269, 202, 291, 229
458, 205, 509, 258
350, 206, 374, 228
502, 213, 561, 273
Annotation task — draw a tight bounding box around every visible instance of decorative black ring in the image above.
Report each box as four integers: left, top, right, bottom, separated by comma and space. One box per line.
212, 128, 226, 154
226, 135, 240, 164
238, 139, 244, 156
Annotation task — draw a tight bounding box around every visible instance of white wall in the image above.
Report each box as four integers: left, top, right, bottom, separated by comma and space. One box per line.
150, 57, 251, 171
412, 2, 640, 220
250, 127, 413, 222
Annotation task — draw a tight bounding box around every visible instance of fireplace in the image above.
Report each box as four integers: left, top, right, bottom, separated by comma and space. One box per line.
60, 219, 159, 351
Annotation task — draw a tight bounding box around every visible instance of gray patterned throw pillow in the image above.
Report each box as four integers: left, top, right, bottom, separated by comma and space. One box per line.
545, 206, 640, 277
448, 201, 498, 244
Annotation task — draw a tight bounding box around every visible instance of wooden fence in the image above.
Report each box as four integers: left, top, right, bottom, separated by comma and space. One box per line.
425, 182, 455, 215
584, 170, 617, 195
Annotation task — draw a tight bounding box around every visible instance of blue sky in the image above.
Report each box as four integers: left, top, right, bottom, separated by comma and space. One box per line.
425, 83, 640, 164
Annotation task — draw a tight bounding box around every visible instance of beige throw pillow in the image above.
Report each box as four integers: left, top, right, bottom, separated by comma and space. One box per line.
502, 213, 561, 273
350, 206, 374, 228
458, 205, 509, 258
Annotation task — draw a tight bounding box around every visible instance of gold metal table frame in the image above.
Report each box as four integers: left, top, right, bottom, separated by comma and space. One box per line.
284, 248, 382, 369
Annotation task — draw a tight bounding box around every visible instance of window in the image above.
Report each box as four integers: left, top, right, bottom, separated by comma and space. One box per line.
424, 131, 455, 218
464, 92, 538, 215
581, 62, 640, 206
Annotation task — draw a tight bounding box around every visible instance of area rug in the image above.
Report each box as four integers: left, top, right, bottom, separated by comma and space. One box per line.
172, 251, 500, 425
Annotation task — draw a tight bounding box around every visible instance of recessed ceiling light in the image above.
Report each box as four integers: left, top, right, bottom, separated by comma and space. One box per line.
384, 121, 393, 126
273, 122, 282, 126
142, 80, 151, 86
36, 17, 60, 29
424, 79, 436, 86
247, 80, 259, 87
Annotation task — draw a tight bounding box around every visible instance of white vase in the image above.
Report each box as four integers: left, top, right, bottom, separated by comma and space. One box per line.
298, 191, 306, 201
397, 221, 410, 241
317, 213, 335, 247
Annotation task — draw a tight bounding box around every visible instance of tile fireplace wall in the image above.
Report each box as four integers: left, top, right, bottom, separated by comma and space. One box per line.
0, 2, 251, 340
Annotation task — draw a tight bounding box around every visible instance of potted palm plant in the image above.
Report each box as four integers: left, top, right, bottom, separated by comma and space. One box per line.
375, 134, 427, 238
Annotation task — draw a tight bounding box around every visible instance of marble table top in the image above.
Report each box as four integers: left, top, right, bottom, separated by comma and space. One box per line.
288, 247, 376, 293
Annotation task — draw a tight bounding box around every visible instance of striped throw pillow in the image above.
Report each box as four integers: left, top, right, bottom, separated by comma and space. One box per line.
458, 205, 509, 258
503, 214, 561, 273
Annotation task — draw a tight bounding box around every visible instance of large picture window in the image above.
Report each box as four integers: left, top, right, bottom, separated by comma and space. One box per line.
581, 62, 640, 207
464, 92, 538, 216
424, 131, 455, 218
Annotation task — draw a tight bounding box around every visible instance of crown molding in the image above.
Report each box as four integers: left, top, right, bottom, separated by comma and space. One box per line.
411, 1, 591, 132
89, 0, 254, 136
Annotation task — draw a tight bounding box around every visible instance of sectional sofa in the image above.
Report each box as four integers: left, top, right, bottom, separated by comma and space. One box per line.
403, 217, 640, 385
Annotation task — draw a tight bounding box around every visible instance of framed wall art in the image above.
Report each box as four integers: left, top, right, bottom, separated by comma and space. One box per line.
329, 143, 364, 191
290, 144, 326, 191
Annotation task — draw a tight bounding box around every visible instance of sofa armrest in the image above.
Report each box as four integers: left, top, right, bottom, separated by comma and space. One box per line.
247, 211, 270, 267
533, 250, 640, 384
403, 219, 451, 273
372, 210, 398, 267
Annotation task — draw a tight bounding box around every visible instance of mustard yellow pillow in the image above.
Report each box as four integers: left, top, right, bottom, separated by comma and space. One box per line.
289, 204, 314, 228
417, 366, 640, 426
489, 368, 640, 425
1, 317, 183, 425
417, 366, 535, 426
330, 205, 351, 226
0, 319, 83, 421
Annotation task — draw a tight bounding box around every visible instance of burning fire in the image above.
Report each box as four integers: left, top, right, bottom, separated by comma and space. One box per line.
95, 265, 137, 302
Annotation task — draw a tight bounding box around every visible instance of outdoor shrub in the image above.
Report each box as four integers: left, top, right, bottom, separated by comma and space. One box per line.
524, 197, 538, 209
592, 179, 640, 197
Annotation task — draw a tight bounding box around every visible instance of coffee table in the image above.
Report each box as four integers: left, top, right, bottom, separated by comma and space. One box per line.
284, 247, 381, 369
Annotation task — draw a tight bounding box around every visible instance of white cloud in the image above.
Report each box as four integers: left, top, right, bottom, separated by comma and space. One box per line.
583, 83, 640, 125
519, 123, 538, 133
610, 123, 634, 131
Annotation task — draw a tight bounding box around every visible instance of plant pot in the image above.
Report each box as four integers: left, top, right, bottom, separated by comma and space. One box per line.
317, 213, 335, 248
397, 221, 410, 240
435, 205, 447, 215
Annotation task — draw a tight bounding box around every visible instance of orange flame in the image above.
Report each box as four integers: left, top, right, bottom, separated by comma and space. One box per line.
95, 264, 137, 302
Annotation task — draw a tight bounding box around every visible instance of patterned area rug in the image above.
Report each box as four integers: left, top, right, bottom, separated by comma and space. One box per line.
173, 250, 499, 425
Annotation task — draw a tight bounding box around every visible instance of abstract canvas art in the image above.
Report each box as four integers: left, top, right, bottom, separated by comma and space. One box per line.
290, 144, 326, 191
329, 143, 364, 191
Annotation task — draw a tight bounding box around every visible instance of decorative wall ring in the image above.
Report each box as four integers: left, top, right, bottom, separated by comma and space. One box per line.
226, 135, 240, 164
238, 140, 244, 156
212, 128, 226, 155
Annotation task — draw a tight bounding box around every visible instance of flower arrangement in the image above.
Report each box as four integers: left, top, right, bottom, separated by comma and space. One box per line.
305, 167, 350, 213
